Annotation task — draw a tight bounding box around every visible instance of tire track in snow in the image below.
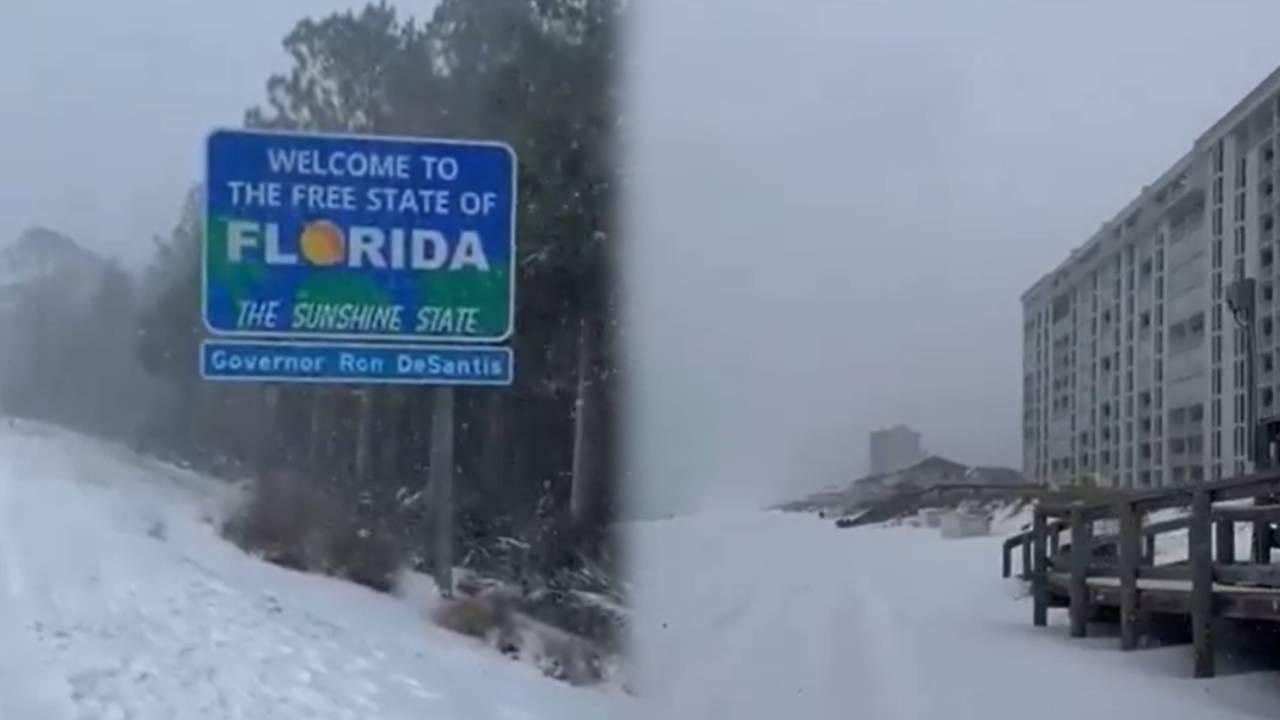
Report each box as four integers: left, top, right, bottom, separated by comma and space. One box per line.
0, 465, 25, 599
835, 569, 929, 720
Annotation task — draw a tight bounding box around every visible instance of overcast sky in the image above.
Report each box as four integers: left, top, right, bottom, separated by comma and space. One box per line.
0, 0, 435, 268
624, 0, 1280, 516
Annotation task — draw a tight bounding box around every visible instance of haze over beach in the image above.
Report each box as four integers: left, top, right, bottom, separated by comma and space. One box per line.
623, 0, 1280, 517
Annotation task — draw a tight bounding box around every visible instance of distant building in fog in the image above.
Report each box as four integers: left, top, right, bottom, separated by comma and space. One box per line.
869, 424, 924, 475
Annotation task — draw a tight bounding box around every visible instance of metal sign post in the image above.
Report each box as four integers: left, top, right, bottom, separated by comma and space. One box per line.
201, 128, 518, 595
428, 386, 455, 597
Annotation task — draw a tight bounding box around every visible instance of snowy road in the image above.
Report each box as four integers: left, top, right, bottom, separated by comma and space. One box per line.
0, 424, 624, 720
628, 510, 1280, 719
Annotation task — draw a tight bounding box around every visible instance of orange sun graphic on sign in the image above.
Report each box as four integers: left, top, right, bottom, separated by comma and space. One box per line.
299, 220, 345, 266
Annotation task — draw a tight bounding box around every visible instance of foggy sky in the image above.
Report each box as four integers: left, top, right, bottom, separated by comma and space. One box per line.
624, 0, 1280, 516
0, 1, 435, 269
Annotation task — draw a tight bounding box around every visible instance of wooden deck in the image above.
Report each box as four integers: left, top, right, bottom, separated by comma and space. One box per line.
1001, 470, 1280, 678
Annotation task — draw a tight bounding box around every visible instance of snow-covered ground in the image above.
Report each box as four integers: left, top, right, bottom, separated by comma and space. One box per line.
0, 422, 628, 720
627, 509, 1280, 720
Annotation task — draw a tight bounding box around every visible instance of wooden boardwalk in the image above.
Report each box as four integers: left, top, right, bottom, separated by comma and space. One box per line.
1001, 471, 1280, 678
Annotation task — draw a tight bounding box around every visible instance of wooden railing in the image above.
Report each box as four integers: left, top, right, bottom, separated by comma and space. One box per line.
1007, 470, 1280, 679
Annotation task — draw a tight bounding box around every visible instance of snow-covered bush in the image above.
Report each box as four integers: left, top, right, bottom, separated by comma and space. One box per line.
221, 471, 405, 593
430, 588, 610, 687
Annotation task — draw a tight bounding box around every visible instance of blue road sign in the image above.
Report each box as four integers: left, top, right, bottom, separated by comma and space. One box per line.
200, 340, 513, 386
203, 129, 517, 343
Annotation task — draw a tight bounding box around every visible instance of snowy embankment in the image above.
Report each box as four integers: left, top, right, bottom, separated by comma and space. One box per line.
0, 422, 628, 720
626, 507, 1280, 720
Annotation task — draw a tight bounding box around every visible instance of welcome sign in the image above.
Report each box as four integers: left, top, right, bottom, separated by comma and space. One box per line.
203, 129, 517, 343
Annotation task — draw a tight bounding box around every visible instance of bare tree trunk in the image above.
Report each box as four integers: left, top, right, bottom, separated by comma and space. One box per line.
257, 385, 280, 474
380, 390, 403, 490
355, 389, 374, 485
570, 314, 600, 525
308, 389, 327, 479
481, 391, 511, 494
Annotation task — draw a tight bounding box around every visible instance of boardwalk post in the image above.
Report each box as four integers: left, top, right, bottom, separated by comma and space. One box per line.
1143, 533, 1156, 564
1069, 506, 1090, 638
1049, 526, 1060, 556
1117, 500, 1140, 651
1021, 537, 1031, 578
1251, 512, 1268, 563
1002, 541, 1012, 578
1190, 490, 1215, 678
1215, 519, 1235, 564
1251, 495, 1272, 564
1032, 508, 1048, 627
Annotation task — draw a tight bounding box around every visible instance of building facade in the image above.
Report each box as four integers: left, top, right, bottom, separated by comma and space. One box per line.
869, 424, 924, 476
1023, 67, 1280, 488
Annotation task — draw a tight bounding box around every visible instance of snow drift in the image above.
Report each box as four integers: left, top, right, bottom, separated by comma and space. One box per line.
0, 421, 628, 719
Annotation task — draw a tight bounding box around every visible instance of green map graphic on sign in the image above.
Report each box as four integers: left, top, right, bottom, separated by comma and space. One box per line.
204, 130, 516, 343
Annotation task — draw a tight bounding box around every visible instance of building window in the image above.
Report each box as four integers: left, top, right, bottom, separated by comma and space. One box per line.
1214, 208, 1224, 236
1213, 366, 1223, 393
1213, 335, 1223, 363
1214, 239, 1224, 268
1215, 176, 1225, 204
1213, 397, 1222, 425
1213, 431, 1221, 458
1265, 388, 1275, 408
1265, 352, 1275, 373
1266, 283, 1276, 302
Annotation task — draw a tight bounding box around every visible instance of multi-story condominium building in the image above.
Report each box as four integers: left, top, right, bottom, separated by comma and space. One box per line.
1023, 67, 1280, 488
